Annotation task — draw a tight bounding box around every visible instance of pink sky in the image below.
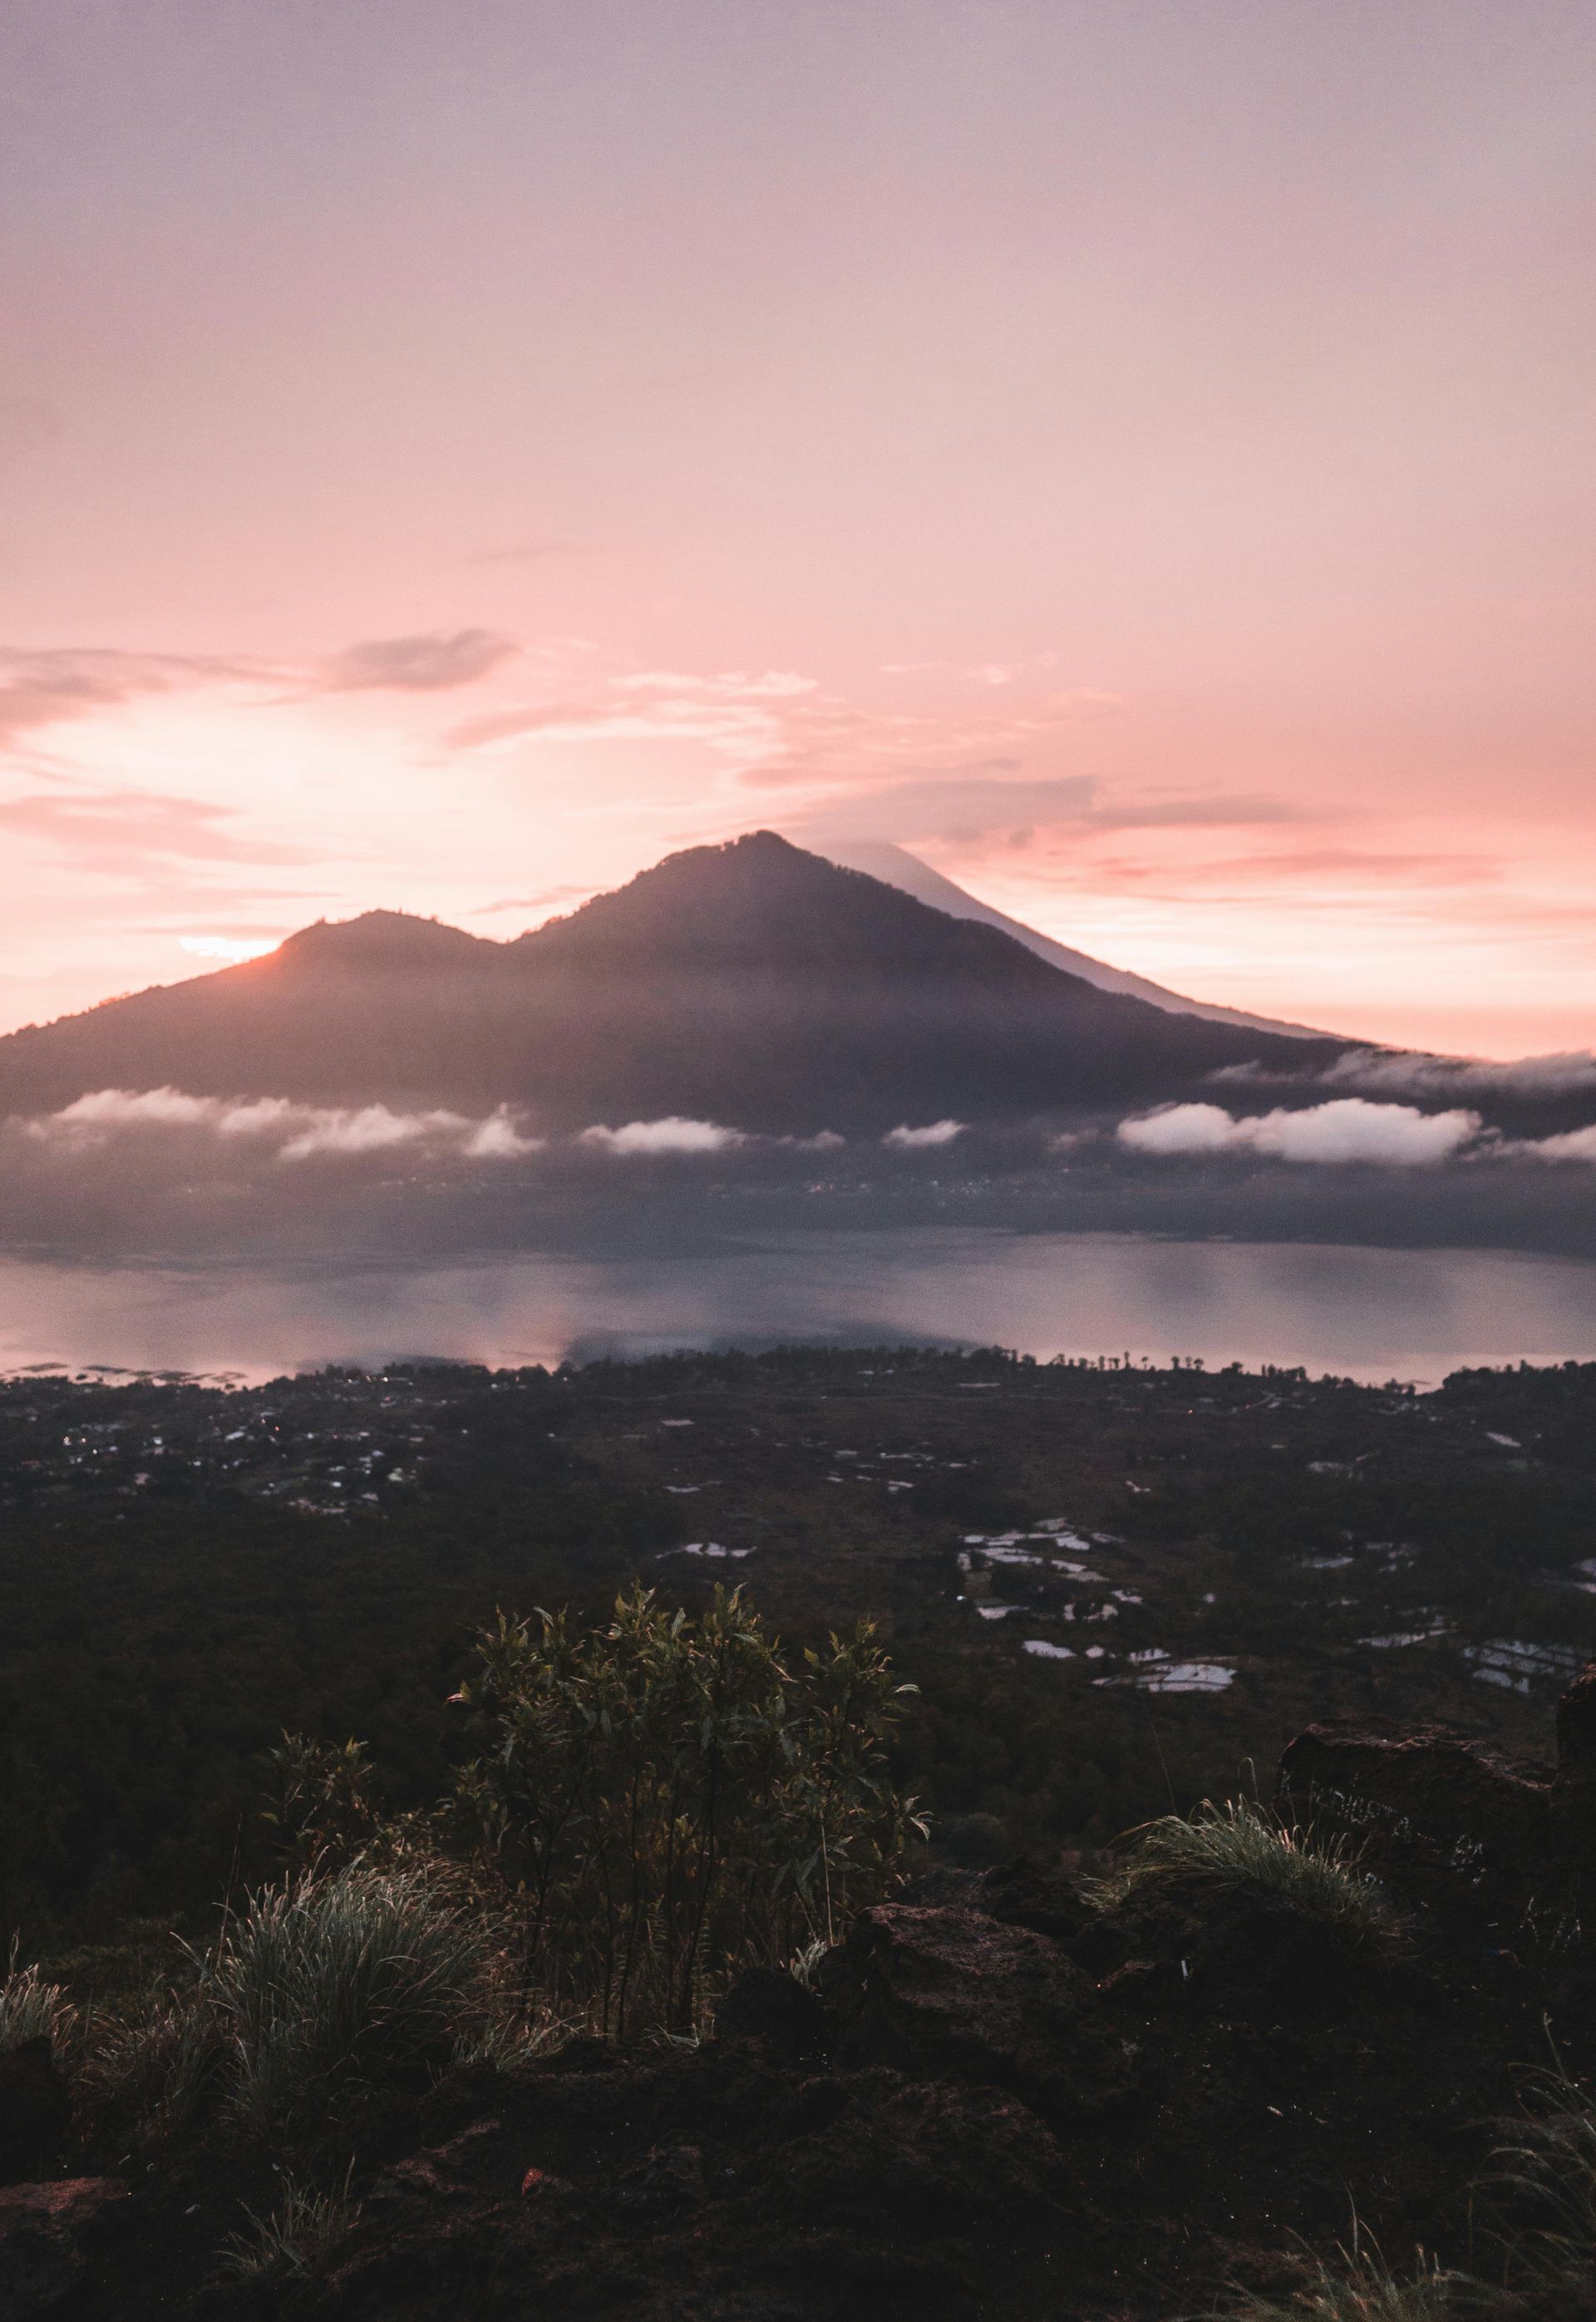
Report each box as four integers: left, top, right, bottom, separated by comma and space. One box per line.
1, 2, 1592, 1057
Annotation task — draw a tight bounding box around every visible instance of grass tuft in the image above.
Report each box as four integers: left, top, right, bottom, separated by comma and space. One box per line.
197, 1852, 498, 2140
1225, 2235, 1466, 2321
0, 1940, 78, 2058
1092, 1797, 1403, 1955
220, 2172, 361, 2280
1485, 2058, 1596, 2287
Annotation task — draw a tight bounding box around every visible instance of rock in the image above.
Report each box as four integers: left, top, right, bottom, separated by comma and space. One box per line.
978, 1857, 1097, 1943
0, 2179, 128, 2320
0, 2045, 71, 2188
1278, 1723, 1553, 1879
713, 1965, 828, 2060
1554, 1664, 1596, 1870
1184, 1886, 1368, 2024
820, 1904, 1143, 2121
747, 2072, 1078, 2229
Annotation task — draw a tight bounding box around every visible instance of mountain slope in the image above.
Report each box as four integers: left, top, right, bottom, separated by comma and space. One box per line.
812, 836, 1329, 1038
0, 834, 1349, 1131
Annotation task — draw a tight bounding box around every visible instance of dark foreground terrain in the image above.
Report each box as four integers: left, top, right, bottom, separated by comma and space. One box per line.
4, 1346, 1594, 1940
6, 1684, 1596, 2320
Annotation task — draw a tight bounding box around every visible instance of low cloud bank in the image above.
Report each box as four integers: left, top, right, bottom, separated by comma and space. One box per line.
26, 1087, 543, 1164
1119, 1098, 1482, 1166
1214, 1048, 1596, 1101
884, 1120, 966, 1149
581, 1117, 747, 1156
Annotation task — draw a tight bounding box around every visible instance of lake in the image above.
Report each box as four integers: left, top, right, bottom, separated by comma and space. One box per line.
3, 1230, 1595, 1384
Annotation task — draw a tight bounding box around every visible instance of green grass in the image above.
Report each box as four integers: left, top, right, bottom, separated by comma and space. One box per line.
220, 2171, 362, 2281
1224, 2243, 1465, 2321
1093, 1796, 1403, 1956
93, 1852, 503, 2146
0, 1940, 77, 2058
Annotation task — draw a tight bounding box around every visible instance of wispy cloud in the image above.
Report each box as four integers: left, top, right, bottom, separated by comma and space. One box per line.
318, 629, 519, 693
0, 648, 258, 743
0, 786, 315, 870
1214, 1048, 1596, 1101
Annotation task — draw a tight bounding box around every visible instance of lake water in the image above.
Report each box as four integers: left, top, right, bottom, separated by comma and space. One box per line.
3, 1230, 1594, 1384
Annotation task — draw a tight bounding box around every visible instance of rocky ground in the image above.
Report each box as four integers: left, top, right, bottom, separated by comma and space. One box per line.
6, 1682, 1596, 2322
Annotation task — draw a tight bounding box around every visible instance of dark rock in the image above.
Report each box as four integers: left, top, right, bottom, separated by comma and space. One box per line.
1184, 1886, 1368, 2024
820, 1903, 1144, 2121
0, 2179, 128, 2320
746, 2072, 1078, 2230
0, 2045, 71, 2188
978, 1857, 1097, 1943
1554, 1664, 1596, 1870
1278, 1723, 1553, 1879
713, 1965, 828, 2060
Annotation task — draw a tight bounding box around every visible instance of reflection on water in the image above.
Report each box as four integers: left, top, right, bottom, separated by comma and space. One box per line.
2, 1230, 1595, 1386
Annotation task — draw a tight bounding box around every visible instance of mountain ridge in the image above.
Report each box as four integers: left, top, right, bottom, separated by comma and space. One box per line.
0, 833, 1351, 1131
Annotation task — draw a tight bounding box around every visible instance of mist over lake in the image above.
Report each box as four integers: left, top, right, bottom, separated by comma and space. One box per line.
6, 1228, 1595, 1387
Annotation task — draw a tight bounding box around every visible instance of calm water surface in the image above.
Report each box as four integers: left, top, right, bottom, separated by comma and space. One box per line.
3, 1230, 1594, 1384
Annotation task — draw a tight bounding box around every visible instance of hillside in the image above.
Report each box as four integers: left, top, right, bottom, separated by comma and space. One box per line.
0, 834, 1347, 1133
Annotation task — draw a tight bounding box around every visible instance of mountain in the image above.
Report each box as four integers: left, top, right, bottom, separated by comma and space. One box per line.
810, 836, 1328, 1038
0, 833, 1350, 1132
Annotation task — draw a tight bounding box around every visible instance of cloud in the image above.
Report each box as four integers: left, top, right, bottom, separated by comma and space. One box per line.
1505, 1124, 1596, 1165
796, 776, 1097, 846
883, 1119, 966, 1149
610, 670, 817, 699
1117, 1099, 1483, 1167
318, 629, 518, 693
22, 1087, 542, 1163
0, 648, 257, 742
580, 1117, 747, 1156
0, 785, 313, 870
179, 934, 280, 963
1215, 1048, 1596, 1102
449, 669, 815, 757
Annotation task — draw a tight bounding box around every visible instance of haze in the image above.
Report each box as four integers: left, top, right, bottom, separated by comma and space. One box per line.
2, 2, 1592, 1057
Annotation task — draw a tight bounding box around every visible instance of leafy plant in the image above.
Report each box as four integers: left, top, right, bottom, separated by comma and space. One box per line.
1092, 1796, 1403, 1956
261, 1733, 377, 1870
452, 1583, 920, 2034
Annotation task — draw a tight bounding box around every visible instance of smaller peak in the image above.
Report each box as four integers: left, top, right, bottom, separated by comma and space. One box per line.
276, 910, 492, 969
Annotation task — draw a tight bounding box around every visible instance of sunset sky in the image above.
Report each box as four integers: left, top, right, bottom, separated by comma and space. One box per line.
2, 2, 1592, 1057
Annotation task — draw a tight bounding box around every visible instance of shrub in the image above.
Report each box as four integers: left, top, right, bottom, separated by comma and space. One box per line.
452, 1583, 921, 2034
0, 1940, 76, 2058
1093, 1796, 1403, 1957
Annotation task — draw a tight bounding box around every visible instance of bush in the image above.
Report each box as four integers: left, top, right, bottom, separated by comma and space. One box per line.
1094, 1797, 1403, 1957
452, 1582, 921, 2034
0, 1940, 76, 2058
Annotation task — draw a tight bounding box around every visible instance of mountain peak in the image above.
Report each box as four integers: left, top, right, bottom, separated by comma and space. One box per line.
515, 831, 1064, 988
275, 910, 495, 973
